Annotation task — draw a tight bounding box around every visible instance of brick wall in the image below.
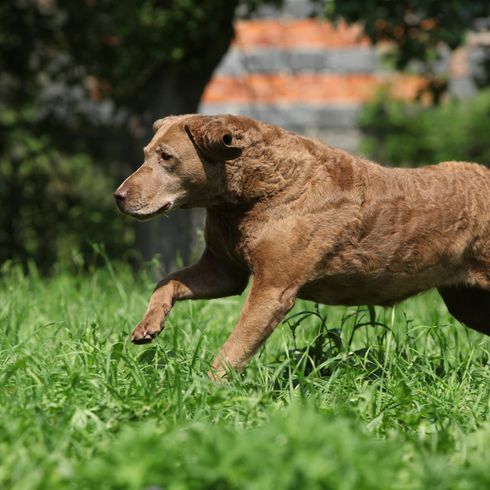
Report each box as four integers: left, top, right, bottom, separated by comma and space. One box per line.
199, 1, 483, 152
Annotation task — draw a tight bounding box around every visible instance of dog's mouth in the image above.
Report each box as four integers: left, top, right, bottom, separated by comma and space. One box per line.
126, 201, 173, 220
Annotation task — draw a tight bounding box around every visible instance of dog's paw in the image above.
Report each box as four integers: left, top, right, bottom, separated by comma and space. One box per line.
131, 319, 162, 345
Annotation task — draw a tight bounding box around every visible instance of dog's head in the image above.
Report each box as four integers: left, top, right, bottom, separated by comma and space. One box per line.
114, 114, 243, 219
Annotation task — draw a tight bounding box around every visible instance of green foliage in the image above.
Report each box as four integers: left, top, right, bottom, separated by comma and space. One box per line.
0, 263, 489, 489
76, 410, 490, 490
0, 0, 243, 271
0, 0, 278, 109
326, 0, 490, 100
0, 123, 133, 271
0, 0, 240, 105
359, 88, 490, 166
326, 0, 489, 70
0, 0, 282, 271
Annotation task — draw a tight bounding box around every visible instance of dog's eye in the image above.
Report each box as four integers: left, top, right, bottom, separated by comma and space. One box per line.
159, 150, 172, 161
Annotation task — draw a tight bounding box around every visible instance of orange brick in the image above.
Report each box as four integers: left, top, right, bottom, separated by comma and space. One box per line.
450, 48, 468, 77
202, 74, 425, 104
233, 19, 370, 49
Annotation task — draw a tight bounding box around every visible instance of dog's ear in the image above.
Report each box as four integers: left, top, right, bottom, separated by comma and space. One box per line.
153, 115, 182, 133
184, 116, 242, 161
153, 118, 165, 132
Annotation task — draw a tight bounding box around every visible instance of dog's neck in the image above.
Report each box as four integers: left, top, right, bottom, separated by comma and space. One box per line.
218, 133, 364, 210
221, 133, 317, 203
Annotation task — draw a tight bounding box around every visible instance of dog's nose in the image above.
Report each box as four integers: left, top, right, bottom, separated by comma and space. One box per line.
113, 187, 128, 203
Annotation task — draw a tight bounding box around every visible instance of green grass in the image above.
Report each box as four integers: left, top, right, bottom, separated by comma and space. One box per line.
1, 261, 489, 489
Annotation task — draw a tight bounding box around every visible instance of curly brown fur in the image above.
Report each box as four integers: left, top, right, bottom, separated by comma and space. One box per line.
114, 114, 490, 379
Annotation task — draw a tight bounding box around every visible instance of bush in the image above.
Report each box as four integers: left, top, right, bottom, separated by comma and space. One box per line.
359, 88, 490, 167
0, 125, 133, 272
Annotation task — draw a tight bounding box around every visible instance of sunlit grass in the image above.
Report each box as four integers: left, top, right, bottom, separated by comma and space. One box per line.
1, 261, 489, 489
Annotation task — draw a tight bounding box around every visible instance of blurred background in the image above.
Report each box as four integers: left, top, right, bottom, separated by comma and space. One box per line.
1, 0, 489, 275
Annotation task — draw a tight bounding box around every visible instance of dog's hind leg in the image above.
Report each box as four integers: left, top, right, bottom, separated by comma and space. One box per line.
438, 285, 490, 335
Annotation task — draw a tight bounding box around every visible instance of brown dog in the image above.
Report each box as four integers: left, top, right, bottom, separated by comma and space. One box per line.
114, 114, 490, 379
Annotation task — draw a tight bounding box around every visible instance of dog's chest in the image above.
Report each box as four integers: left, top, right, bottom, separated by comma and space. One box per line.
205, 212, 255, 269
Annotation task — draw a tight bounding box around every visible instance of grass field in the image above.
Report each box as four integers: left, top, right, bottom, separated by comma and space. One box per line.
1, 260, 489, 489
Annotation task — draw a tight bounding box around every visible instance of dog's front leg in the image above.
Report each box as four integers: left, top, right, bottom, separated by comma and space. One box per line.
210, 279, 298, 380
131, 249, 248, 344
